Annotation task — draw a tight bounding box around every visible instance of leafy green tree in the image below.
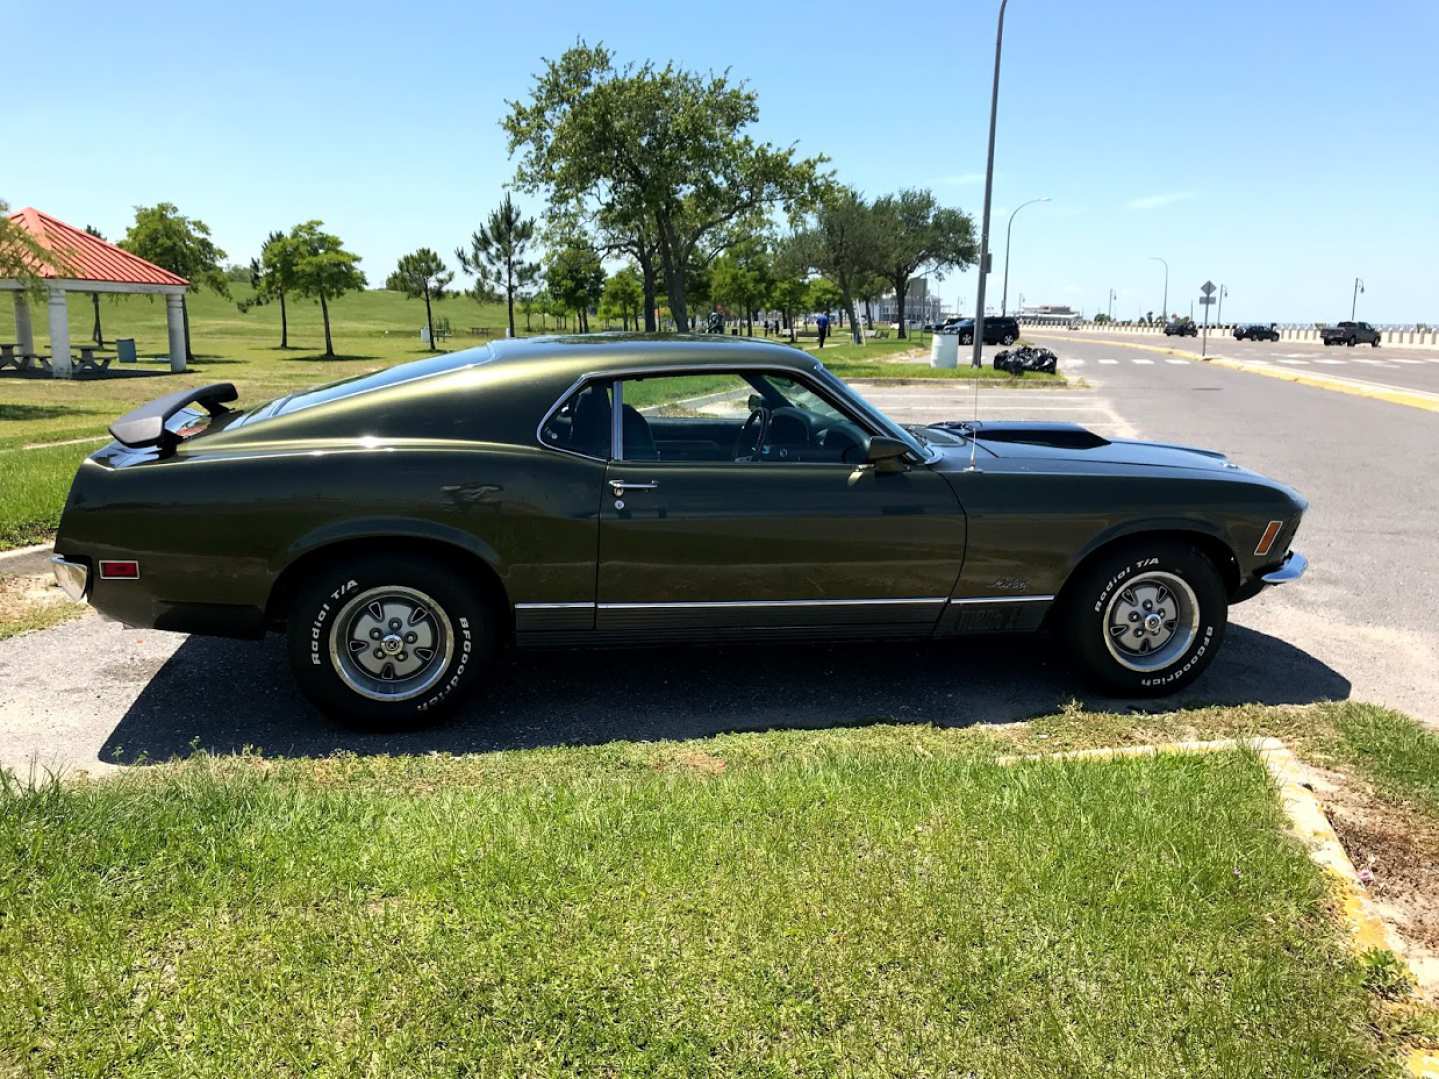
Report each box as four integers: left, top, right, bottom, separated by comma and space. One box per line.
504, 41, 823, 332
805, 278, 844, 322
545, 242, 604, 332
768, 276, 809, 342
599, 266, 644, 330
239, 230, 303, 348
868, 190, 975, 338
456, 194, 540, 339
119, 202, 229, 361
387, 248, 453, 351
710, 241, 773, 335
83, 225, 107, 345
288, 221, 366, 358
791, 188, 881, 344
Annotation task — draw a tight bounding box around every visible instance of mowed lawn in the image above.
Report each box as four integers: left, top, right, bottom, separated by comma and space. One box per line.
0, 289, 1065, 550
0, 731, 1399, 1076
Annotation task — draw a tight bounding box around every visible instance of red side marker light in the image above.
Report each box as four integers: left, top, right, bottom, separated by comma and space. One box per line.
1254, 522, 1283, 558
98, 560, 140, 580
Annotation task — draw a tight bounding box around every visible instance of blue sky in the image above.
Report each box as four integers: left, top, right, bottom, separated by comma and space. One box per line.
9, 0, 1437, 323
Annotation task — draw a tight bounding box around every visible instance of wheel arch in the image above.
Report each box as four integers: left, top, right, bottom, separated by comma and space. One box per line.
265, 529, 513, 642
1049, 526, 1241, 624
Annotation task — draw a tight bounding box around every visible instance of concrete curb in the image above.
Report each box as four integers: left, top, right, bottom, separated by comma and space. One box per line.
1029, 333, 1439, 415
999, 736, 1438, 1073
0, 542, 54, 578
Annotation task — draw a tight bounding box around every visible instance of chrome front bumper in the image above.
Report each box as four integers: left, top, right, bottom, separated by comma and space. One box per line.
1260, 550, 1307, 585
51, 555, 89, 602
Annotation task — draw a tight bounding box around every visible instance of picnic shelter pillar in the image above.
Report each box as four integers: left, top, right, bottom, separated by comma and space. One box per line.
47, 286, 72, 379
11, 291, 35, 358
165, 292, 186, 372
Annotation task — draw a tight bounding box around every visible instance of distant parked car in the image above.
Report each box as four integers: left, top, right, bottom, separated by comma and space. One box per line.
1163, 319, 1198, 337
1320, 321, 1381, 347
946, 317, 1020, 345
1234, 323, 1280, 342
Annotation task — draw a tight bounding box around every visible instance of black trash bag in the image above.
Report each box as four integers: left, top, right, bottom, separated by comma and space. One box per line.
992, 346, 1058, 375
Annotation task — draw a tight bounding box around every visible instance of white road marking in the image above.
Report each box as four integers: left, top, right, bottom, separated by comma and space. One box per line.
1165, 359, 1187, 365
1277, 359, 1310, 365
1099, 359, 1118, 365
1315, 358, 1346, 365
1390, 358, 1423, 365
1132, 358, 1154, 365
1064, 358, 1086, 366
1352, 358, 1393, 366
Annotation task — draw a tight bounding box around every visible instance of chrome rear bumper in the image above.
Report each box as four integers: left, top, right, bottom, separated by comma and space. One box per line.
51, 555, 89, 602
1260, 550, 1307, 585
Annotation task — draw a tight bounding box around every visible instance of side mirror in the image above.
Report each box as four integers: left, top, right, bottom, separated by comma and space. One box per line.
863, 435, 910, 472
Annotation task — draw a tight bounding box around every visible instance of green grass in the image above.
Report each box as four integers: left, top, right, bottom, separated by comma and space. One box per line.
1332, 705, 1439, 815
0, 731, 1396, 1076
0, 442, 94, 548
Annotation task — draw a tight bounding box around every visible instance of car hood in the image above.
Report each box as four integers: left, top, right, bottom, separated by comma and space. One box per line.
922, 421, 1235, 473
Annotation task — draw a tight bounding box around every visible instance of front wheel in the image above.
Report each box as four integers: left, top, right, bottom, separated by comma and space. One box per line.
287, 552, 495, 726
959, 333, 973, 345
1001, 333, 1016, 345
1061, 540, 1228, 696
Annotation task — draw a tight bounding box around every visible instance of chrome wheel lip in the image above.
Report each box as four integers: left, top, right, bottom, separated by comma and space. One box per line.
329, 585, 455, 703
1102, 570, 1200, 673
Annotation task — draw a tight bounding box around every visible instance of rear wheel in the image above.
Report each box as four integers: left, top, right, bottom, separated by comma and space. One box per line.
287, 552, 495, 726
1062, 540, 1228, 696
1001, 333, 1017, 345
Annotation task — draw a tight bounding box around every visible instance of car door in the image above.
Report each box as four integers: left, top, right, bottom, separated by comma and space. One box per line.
595, 368, 965, 637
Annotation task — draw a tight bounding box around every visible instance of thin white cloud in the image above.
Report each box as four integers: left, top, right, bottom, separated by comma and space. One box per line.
1127, 191, 1196, 210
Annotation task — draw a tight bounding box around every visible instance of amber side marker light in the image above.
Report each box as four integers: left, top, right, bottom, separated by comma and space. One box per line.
1254, 521, 1283, 558
98, 560, 140, 580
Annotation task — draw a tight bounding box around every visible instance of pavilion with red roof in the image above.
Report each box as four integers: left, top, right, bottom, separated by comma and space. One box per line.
2, 207, 190, 378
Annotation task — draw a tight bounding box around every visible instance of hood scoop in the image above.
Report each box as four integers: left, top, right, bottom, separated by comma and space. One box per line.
932, 420, 1111, 450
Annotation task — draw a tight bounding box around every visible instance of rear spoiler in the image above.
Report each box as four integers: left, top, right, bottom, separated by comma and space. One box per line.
109, 382, 238, 448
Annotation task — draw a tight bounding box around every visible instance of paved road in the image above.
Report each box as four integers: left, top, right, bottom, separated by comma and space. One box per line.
1, 352, 1433, 775
1053, 327, 1439, 396
1030, 331, 1439, 726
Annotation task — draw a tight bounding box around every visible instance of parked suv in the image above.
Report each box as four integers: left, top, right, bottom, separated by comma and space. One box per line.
945, 316, 1020, 345
1320, 321, 1381, 347
1234, 323, 1280, 342
1163, 319, 1198, 337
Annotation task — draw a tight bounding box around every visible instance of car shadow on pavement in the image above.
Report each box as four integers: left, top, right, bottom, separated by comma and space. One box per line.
99, 623, 1351, 766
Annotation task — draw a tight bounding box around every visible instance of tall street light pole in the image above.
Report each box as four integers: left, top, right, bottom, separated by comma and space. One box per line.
970, 0, 1009, 367
1217, 284, 1228, 326
1148, 256, 1168, 322
1000, 196, 1050, 317
1107, 288, 1116, 321
1351, 276, 1365, 320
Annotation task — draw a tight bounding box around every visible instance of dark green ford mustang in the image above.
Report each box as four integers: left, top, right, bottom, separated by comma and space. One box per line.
52, 336, 1307, 724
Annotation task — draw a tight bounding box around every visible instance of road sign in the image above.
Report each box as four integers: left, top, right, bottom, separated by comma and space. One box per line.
1198, 296, 1216, 305
1201, 280, 1217, 296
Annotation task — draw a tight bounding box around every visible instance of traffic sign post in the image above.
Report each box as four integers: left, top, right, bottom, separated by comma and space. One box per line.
1199, 281, 1217, 358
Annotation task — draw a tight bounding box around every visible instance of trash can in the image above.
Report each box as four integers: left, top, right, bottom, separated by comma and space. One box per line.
930, 331, 958, 369
116, 338, 137, 363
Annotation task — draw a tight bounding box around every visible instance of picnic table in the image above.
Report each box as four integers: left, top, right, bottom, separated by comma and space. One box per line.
74, 344, 114, 372
0, 343, 52, 373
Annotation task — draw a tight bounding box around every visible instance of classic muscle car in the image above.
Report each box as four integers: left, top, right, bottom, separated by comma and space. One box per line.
52, 336, 1307, 725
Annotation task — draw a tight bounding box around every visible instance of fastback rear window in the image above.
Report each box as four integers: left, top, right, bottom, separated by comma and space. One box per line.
235, 349, 492, 426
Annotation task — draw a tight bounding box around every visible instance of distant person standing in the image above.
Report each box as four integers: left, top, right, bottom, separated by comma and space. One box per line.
816, 312, 830, 348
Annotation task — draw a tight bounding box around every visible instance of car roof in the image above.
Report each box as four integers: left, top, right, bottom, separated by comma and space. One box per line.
482, 333, 821, 378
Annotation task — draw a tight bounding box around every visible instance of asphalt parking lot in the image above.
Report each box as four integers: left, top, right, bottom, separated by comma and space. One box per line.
2, 341, 1435, 774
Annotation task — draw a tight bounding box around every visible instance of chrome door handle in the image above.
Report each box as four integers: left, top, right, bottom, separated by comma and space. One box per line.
609, 480, 659, 496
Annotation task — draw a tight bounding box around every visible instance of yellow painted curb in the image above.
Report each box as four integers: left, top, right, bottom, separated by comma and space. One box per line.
999, 736, 1437, 1073
1029, 332, 1439, 415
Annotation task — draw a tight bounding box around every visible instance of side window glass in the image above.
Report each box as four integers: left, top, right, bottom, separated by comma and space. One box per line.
619, 373, 754, 462
541, 381, 613, 459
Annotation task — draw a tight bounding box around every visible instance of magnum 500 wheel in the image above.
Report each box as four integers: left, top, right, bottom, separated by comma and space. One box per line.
287, 553, 494, 726
1063, 540, 1228, 696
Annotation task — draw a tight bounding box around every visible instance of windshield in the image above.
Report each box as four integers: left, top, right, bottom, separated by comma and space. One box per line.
810, 363, 930, 458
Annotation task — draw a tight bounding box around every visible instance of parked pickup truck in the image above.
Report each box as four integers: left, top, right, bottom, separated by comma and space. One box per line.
1320, 321, 1381, 347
